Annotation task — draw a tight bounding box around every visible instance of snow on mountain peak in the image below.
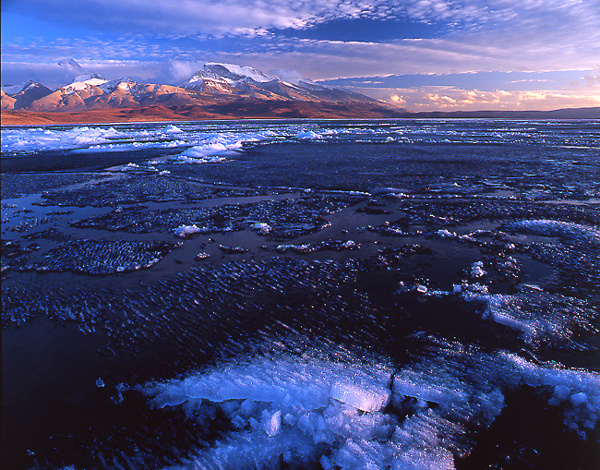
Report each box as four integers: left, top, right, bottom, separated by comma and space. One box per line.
72, 73, 108, 85
98, 77, 137, 93
62, 74, 109, 94
182, 63, 277, 90
2, 80, 41, 95
205, 63, 276, 83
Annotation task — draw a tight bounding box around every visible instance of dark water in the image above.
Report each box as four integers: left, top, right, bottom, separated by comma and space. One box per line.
2, 119, 599, 469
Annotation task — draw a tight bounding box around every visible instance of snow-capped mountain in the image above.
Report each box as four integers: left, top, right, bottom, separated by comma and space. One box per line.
181, 63, 291, 98
182, 63, 275, 90
63, 73, 109, 93
1, 62, 406, 121
180, 62, 382, 105
1, 81, 52, 111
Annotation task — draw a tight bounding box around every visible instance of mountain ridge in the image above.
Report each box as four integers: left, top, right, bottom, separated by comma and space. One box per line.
2, 63, 403, 120
2, 63, 599, 124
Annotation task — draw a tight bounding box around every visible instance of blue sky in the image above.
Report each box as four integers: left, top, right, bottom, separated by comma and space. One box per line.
2, 0, 599, 111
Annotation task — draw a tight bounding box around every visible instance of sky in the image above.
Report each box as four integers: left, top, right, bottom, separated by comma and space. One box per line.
2, 0, 600, 111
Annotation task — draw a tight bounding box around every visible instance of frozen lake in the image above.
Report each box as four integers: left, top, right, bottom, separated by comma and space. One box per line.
2, 118, 600, 469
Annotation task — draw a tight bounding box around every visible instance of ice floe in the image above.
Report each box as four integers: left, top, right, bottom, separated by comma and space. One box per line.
463, 289, 598, 349
1, 126, 123, 152
136, 342, 599, 469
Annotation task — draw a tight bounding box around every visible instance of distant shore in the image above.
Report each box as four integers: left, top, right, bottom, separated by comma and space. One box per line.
2, 106, 599, 126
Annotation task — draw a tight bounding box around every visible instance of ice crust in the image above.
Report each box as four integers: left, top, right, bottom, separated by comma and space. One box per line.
4, 121, 599, 159
505, 219, 600, 244
1, 126, 123, 152
1, 124, 275, 155
139, 344, 599, 469
463, 289, 597, 348
0, 123, 366, 157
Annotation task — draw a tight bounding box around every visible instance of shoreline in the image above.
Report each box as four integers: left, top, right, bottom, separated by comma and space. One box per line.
3, 106, 599, 127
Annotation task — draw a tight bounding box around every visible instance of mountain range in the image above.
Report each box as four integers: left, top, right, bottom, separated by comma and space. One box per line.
1, 63, 406, 124
2, 63, 599, 125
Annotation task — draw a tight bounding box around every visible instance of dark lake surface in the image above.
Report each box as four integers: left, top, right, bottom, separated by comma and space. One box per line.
2, 119, 600, 469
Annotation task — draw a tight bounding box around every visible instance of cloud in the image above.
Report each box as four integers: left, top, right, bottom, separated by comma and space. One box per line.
0, 60, 165, 89
57, 58, 84, 73
3, 2, 600, 79
2, 0, 600, 110
353, 86, 600, 111
162, 59, 206, 84
390, 94, 407, 106
269, 69, 310, 84
583, 68, 600, 87
3, 0, 600, 39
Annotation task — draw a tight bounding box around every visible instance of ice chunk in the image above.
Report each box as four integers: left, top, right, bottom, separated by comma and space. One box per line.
569, 392, 588, 407
262, 409, 282, 437
165, 124, 183, 133
436, 229, 456, 239
470, 261, 486, 278
296, 130, 323, 140
553, 385, 571, 401
330, 380, 390, 412
174, 224, 202, 238
472, 291, 596, 348
334, 438, 393, 469
135, 342, 599, 469
393, 375, 466, 406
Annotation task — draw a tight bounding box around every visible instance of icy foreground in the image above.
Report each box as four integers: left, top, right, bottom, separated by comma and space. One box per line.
139, 344, 600, 469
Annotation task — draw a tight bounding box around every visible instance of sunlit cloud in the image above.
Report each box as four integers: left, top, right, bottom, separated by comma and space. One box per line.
356, 86, 600, 112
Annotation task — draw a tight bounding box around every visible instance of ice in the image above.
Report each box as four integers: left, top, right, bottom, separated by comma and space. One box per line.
168, 427, 317, 470
1, 126, 123, 152
262, 409, 282, 437
505, 219, 600, 244
469, 261, 486, 278
173, 131, 265, 163
329, 380, 391, 412
130, 333, 600, 468
296, 130, 323, 140
251, 222, 272, 234
121, 162, 140, 171
173, 224, 202, 238
570, 392, 588, 407
165, 124, 183, 133
139, 351, 398, 468
1, 124, 275, 157
436, 229, 456, 239
471, 291, 596, 348
553, 385, 571, 401
504, 352, 600, 437
393, 375, 466, 406
391, 447, 455, 470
